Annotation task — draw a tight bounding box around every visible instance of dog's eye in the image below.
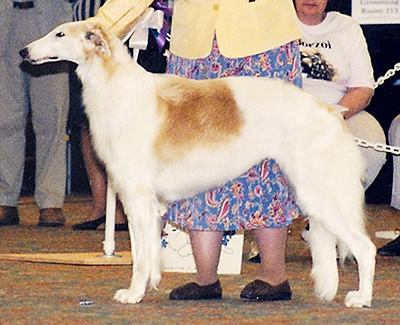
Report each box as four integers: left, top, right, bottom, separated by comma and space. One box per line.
55, 32, 65, 38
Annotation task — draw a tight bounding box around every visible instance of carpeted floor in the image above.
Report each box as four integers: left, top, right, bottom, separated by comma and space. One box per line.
0, 196, 399, 324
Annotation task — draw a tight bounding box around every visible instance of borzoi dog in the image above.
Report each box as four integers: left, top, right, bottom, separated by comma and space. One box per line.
20, 21, 376, 308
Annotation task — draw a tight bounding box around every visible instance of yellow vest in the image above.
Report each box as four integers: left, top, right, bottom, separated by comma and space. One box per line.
92, 0, 301, 59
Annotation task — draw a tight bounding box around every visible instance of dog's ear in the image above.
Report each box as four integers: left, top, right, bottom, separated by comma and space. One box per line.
85, 27, 111, 57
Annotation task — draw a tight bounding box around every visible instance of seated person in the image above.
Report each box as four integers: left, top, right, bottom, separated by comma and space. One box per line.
296, 0, 386, 191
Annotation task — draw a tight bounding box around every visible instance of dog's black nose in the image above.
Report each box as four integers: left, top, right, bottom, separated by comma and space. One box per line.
19, 48, 29, 59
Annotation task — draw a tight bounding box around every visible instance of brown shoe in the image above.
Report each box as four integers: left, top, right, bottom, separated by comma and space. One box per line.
38, 208, 65, 227
169, 280, 222, 300
0, 206, 19, 226
240, 279, 292, 301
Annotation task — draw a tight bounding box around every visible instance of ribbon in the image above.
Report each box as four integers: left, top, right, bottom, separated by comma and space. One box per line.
151, 0, 173, 51
128, 7, 164, 50
128, 0, 173, 52
152, 0, 173, 17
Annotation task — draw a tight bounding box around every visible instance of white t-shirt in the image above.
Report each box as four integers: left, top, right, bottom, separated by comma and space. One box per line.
297, 11, 374, 105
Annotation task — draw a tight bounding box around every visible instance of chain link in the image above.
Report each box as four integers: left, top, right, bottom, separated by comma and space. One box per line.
355, 138, 400, 155
354, 62, 400, 154
373, 62, 400, 89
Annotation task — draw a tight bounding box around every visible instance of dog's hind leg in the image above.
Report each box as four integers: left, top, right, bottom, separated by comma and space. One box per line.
310, 207, 375, 308
333, 225, 376, 308
343, 234, 375, 308
307, 218, 339, 302
114, 192, 162, 304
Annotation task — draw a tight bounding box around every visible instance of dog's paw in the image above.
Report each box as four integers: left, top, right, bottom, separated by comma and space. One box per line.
344, 291, 372, 308
113, 288, 144, 304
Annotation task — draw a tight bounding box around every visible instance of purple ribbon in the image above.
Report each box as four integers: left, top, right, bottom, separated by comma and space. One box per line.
151, 0, 173, 52
152, 0, 173, 17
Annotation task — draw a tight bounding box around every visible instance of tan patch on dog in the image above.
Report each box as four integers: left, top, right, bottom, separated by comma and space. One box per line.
154, 78, 244, 162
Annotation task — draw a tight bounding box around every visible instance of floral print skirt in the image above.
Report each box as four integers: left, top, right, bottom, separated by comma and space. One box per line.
165, 39, 302, 231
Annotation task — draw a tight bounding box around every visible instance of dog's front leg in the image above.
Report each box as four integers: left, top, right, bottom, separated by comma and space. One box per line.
114, 193, 162, 304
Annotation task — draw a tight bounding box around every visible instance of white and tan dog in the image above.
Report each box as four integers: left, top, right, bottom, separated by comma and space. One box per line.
20, 22, 376, 308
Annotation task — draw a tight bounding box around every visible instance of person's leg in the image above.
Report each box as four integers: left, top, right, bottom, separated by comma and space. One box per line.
169, 230, 224, 300
77, 124, 127, 226
29, 62, 69, 227
0, 8, 28, 211
190, 230, 224, 285
240, 227, 292, 301
28, 0, 73, 227
0, 72, 27, 210
0, 70, 25, 226
30, 63, 69, 211
254, 227, 289, 285
388, 115, 400, 209
114, 199, 127, 226
81, 124, 107, 221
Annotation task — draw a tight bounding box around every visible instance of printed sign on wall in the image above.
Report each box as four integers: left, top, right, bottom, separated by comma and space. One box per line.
352, 0, 400, 24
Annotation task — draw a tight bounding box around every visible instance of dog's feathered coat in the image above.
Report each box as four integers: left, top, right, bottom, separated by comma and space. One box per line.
20, 22, 376, 308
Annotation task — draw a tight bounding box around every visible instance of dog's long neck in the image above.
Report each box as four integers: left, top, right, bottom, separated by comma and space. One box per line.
76, 33, 154, 117
74, 32, 160, 174
77, 35, 140, 86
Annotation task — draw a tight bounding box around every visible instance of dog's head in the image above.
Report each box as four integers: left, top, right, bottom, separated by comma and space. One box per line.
19, 21, 112, 65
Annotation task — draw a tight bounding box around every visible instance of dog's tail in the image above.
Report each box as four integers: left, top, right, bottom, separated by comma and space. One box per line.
308, 219, 339, 301
337, 240, 353, 266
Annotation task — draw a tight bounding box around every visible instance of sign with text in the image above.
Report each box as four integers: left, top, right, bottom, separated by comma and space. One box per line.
352, 0, 400, 24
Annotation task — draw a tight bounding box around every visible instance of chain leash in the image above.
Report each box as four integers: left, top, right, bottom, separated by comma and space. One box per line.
353, 62, 400, 155
355, 138, 400, 155
373, 62, 400, 89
